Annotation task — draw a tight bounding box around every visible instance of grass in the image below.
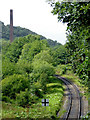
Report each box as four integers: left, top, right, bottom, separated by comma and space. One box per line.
56, 64, 89, 99
55, 64, 89, 119
62, 73, 89, 99
2, 63, 88, 119
2, 77, 64, 119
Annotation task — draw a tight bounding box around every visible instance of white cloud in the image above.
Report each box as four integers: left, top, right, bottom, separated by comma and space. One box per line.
0, 0, 67, 45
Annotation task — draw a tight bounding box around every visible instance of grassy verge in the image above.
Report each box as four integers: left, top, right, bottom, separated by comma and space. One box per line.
2, 77, 64, 119
55, 64, 89, 99
55, 64, 89, 119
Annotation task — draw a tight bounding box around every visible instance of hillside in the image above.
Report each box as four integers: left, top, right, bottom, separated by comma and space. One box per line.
1, 21, 62, 47
2, 21, 37, 40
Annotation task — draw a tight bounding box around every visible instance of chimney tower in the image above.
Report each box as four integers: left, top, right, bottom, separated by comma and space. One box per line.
10, 9, 13, 43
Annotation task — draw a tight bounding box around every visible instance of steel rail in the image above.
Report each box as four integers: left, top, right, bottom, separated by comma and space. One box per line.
55, 75, 81, 119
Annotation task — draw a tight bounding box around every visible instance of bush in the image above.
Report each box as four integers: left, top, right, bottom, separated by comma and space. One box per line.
40, 73, 48, 93
32, 60, 55, 93
19, 40, 48, 62
62, 66, 67, 74
2, 58, 33, 79
32, 60, 55, 77
2, 96, 12, 103
2, 59, 16, 79
55, 64, 67, 75
16, 60, 33, 74
16, 88, 40, 107
16, 89, 30, 107
2, 74, 29, 99
33, 50, 53, 64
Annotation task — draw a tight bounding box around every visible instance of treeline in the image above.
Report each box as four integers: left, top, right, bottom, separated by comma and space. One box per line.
1, 34, 67, 107
49, 1, 89, 91
1, 21, 37, 40
1, 21, 61, 48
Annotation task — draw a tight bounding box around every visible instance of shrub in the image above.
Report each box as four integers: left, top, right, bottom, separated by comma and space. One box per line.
40, 73, 48, 93
19, 40, 48, 62
16, 60, 33, 74
33, 81, 43, 97
16, 88, 40, 107
2, 74, 29, 99
32, 60, 55, 77
2, 59, 16, 79
32, 60, 55, 93
62, 66, 67, 74
16, 89, 30, 107
33, 50, 53, 64
2, 96, 12, 103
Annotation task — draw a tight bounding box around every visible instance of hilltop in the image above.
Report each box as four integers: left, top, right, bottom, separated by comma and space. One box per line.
1, 21, 62, 47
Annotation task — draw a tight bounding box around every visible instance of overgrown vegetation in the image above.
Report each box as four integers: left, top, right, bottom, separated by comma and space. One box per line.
1, 33, 66, 119
48, 1, 89, 118
1, 1, 89, 118
2, 77, 64, 119
48, 0, 89, 96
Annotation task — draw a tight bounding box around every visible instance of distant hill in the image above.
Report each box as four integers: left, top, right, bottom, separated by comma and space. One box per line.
1, 21, 38, 40
1, 21, 62, 47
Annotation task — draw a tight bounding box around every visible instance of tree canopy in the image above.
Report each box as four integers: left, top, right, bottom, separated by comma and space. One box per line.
48, 0, 89, 88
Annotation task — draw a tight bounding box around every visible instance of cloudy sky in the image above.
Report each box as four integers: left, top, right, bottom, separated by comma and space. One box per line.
0, 0, 67, 45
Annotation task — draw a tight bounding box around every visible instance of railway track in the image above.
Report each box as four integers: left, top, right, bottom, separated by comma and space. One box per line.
55, 75, 81, 119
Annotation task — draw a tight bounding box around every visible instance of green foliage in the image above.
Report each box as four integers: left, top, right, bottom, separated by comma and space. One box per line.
3, 36, 30, 62
16, 89, 31, 107
2, 59, 16, 79
76, 57, 88, 85
50, 2, 89, 30
55, 64, 67, 75
1, 34, 58, 107
2, 34, 46, 63
66, 28, 89, 85
1, 21, 61, 48
19, 40, 49, 62
2, 77, 64, 119
49, 45, 67, 66
32, 60, 55, 77
48, 1, 89, 89
2, 59, 32, 79
47, 39, 62, 47
1, 21, 37, 40
33, 50, 53, 64
31, 81, 43, 98
32, 60, 55, 93
1, 26, 65, 113
40, 73, 48, 93
2, 39, 10, 54
2, 74, 29, 99
2, 96, 12, 103
62, 66, 67, 75
16, 60, 33, 74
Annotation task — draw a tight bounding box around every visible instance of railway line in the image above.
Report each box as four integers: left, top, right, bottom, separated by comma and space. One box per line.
55, 75, 81, 119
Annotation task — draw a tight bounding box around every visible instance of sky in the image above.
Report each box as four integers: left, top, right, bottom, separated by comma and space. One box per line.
0, 0, 67, 45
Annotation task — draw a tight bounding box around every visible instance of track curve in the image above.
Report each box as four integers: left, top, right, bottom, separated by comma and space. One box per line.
55, 75, 81, 119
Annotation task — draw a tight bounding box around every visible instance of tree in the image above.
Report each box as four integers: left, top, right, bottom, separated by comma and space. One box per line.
33, 50, 53, 64
48, 1, 90, 30
49, 45, 67, 66
48, 0, 89, 87
19, 40, 49, 62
